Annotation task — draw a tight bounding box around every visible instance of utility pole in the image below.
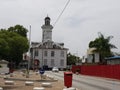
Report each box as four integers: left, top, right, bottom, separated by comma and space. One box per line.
26, 25, 31, 78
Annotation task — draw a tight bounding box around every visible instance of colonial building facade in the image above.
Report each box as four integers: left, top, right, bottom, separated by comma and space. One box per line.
30, 17, 68, 70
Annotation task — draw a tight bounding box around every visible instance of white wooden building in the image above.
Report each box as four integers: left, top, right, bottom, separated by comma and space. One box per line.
30, 16, 68, 69
105, 56, 120, 65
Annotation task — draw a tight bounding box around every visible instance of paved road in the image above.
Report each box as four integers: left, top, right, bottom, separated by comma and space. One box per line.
45, 71, 120, 90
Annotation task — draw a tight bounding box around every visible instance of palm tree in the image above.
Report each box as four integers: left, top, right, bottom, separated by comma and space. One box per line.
89, 32, 117, 64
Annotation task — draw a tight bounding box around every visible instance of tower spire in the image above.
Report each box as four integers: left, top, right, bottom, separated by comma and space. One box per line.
45, 16, 50, 25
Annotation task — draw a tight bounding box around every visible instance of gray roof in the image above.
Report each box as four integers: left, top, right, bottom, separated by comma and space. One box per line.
105, 56, 120, 60
31, 41, 68, 50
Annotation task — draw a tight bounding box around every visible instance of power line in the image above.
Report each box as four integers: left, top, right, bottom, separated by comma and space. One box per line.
53, 0, 70, 27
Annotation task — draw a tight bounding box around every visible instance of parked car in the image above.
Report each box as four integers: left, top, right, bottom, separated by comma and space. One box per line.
52, 67, 59, 72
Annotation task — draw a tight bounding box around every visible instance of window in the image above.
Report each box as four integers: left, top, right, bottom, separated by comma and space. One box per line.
44, 51, 47, 56
60, 51, 64, 57
44, 59, 47, 65
51, 59, 55, 66
51, 51, 55, 57
35, 50, 38, 56
60, 59, 64, 66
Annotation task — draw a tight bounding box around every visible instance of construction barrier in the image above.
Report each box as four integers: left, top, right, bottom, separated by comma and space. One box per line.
72, 65, 120, 80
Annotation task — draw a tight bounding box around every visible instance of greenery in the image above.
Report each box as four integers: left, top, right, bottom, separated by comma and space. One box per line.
67, 52, 81, 65
0, 25, 29, 67
89, 32, 117, 63
8, 25, 28, 37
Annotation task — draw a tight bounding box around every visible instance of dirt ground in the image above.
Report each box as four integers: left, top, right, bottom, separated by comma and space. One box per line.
0, 70, 65, 90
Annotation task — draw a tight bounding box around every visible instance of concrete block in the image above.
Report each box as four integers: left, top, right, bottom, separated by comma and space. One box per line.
63, 87, 76, 90
41, 82, 52, 87
25, 81, 34, 86
33, 87, 45, 90
5, 81, 14, 85
0, 87, 3, 90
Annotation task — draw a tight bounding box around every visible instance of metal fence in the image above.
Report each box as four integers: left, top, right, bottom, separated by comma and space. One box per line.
72, 65, 120, 80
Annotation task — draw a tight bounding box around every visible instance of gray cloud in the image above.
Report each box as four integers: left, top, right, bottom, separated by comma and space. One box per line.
0, 0, 120, 56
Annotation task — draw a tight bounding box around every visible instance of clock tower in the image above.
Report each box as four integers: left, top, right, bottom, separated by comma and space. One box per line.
41, 16, 53, 42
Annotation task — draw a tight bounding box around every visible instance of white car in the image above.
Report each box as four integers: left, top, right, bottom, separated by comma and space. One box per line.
52, 67, 59, 72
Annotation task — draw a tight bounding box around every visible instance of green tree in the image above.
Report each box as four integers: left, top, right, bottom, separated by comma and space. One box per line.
67, 53, 81, 65
0, 26, 29, 67
89, 32, 117, 63
8, 25, 28, 37
0, 30, 10, 59
9, 34, 29, 66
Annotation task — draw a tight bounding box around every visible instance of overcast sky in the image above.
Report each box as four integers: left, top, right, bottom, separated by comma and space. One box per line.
0, 0, 120, 57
